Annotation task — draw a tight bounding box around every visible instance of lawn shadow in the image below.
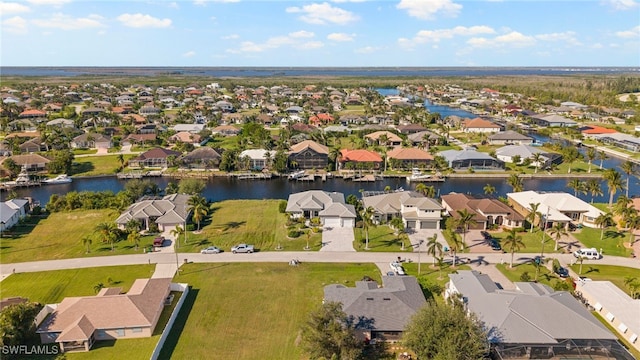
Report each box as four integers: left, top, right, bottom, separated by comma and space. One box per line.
585, 266, 600, 274
216, 221, 246, 232
604, 229, 624, 239
179, 264, 229, 276
156, 288, 199, 360
71, 161, 95, 175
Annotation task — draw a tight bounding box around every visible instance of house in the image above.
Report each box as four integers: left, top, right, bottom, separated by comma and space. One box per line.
441, 193, 524, 230
179, 147, 221, 169
46, 118, 76, 128
19, 109, 46, 118
285, 190, 356, 228
339, 149, 383, 171
212, 125, 240, 136
238, 149, 271, 170
364, 131, 403, 147
19, 138, 44, 153
407, 131, 441, 147
439, 149, 504, 171
172, 124, 205, 133
37, 278, 171, 352
461, 118, 501, 133
487, 130, 534, 145
115, 193, 190, 231
495, 145, 559, 168
362, 191, 443, 230
138, 106, 161, 116
397, 124, 428, 135
123, 133, 157, 146
71, 133, 112, 150
288, 140, 328, 170
507, 191, 604, 229
580, 125, 617, 136
530, 114, 578, 127
445, 270, 628, 360
128, 148, 181, 169
169, 132, 202, 144
8, 153, 51, 171
386, 147, 433, 170
575, 280, 640, 353
592, 133, 640, 153
323, 276, 426, 342
0, 198, 30, 232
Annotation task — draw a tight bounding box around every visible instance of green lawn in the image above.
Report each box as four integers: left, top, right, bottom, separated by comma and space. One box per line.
355, 225, 412, 252
571, 226, 632, 257
71, 154, 135, 176
569, 264, 639, 296
160, 262, 380, 360
178, 200, 322, 253
0, 210, 160, 263
72, 149, 98, 155
592, 311, 640, 360
403, 262, 472, 302
492, 229, 565, 254
496, 262, 569, 289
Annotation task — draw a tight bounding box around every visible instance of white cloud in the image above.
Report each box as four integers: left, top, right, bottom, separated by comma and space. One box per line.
616, 25, 640, 38
468, 31, 536, 48
297, 41, 324, 49
2, 15, 27, 34
331, 0, 366, 2
327, 32, 355, 41
286, 2, 359, 25
32, 13, 105, 30
396, 0, 462, 20
194, 0, 239, 5
399, 25, 495, 48
25, 0, 71, 5
222, 34, 239, 40
183, 51, 196, 57
535, 31, 581, 46
168, 2, 179, 9
602, 0, 638, 10
0, 2, 30, 15
289, 30, 315, 38
355, 46, 380, 54
117, 13, 172, 28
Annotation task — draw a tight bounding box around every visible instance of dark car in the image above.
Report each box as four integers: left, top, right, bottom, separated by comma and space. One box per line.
555, 266, 569, 278
489, 239, 502, 251
480, 231, 492, 240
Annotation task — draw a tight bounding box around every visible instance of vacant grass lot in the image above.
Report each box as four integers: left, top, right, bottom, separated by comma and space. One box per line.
355, 225, 413, 252
569, 265, 638, 296
0, 210, 158, 263
492, 229, 565, 254
160, 262, 380, 360
496, 262, 569, 289
572, 226, 632, 257
179, 200, 322, 253
71, 154, 135, 176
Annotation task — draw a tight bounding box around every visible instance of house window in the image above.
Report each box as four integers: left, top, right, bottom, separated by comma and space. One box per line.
116, 329, 125, 337
132, 328, 142, 333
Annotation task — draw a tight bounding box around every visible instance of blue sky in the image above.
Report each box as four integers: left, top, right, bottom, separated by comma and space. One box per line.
1, 0, 639, 67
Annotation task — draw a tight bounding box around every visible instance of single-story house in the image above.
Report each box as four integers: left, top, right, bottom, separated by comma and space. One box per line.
172, 124, 205, 133
407, 131, 441, 147
575, 280, 640, 353
441, 192, 525, 230
8, 153, 51, 171
285, 190, 356, 228
591, 133, 640, 153
507, 191, 604, 229
46, 118, 76, 129
386, 147, 433, 170
212, 125, 240, 136
169, 132, 202, 144
462, 118, 501, 133
487, 130, 534, 145
115, 193, 190, 232
397, 124, 428, 135
324, 276, 426, 342
288, 140, 329, 170
495, 145, 558, 168
530, 114, 578, 127
362, 190, 443, 230
339, 149, 383, 171
122, 133, 157, 146
71, 133, 112, 149
445, 270, 628, 360
19, 138, 44, 153
178, 147, 221, 169
37, 278, 172, 353
238, 149, 271, 170
364, 131, 403, 147
128, 148, 181, 169
439, 149, 504, 171
0, 198, 30, 232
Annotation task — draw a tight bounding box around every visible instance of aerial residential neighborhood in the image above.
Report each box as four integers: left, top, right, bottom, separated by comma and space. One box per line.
0, 73, 639, 360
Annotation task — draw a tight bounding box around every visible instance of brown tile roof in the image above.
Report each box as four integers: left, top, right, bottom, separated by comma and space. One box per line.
340, 149, 382, 162
364, 131, 402, 143
125, 133, 156, 142
463, 118, 500, 129
134, 147, 181, 160
387, 147, 433, 160
441, 193, 524, 221
9, 153, 51, 165
289, 140, 329, 155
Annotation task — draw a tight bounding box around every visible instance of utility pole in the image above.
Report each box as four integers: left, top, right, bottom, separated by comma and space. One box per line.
417, 240, 424, 275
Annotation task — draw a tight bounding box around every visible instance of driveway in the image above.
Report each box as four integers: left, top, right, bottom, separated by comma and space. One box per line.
320, 226, 355, 252
465, 229, 495, 253
407, 229, 445, 252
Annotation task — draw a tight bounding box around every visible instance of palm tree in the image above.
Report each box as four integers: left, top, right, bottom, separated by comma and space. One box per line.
613, 195, 633, 218
117, 154, 125, 170
415, 183, 435, 197
170, 225, 185, 246
448, 232, 465, 268
93, 282, 105, 294
585, 147, 596, 173
507, 174, 523, 192
527, 203, 541, 233
595, 212, 614, 241
562, 147, 580, 174
455, 209, 476, 250
165, 181, 179, 195
530, 153, 544, 174
188, 195, 208, 231
95, 222, 117, 244
81, 236, 92, 254
483, 183, 496, 196
128, 231, 141, 250
598, 150, 608, 169
622, 208, 640, 246
567, 179, 585, 198
603, 169, 624, 209
426, 234, 442, 267
329, 147, 341, 171
586, 179, 603, 203
361, 206, 376, 250
548, 222, 568, 251
577, 256, 585, 274
620, 160, 636, 198
503, 229, 525, 268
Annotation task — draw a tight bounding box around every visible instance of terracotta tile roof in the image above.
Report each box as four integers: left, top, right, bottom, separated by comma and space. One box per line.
19, 109, 46, 117
581, 126, 617, 134
340, 149, 382, 162
365, 131, 403, 143
387, 147, 433, 160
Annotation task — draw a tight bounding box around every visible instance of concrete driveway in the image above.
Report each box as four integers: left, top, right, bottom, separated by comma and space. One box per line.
320, 226, 355, 252
407, 229, 445, 252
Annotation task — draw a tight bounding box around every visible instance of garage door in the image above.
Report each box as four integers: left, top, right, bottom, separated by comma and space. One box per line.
406, 221, 416, 229
324, 217, 342, 228
342, 219, 355, 228
420, 221, 437, 229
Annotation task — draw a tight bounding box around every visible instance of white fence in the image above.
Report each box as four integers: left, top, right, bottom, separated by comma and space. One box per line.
149, 282, 189, 360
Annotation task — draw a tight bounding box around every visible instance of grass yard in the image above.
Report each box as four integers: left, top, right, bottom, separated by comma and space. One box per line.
402, 262, 472, 302
496, 262, 570, 290
179, 200, 322, 253
572, 226, 632, 257
0, 210, 161, 263
569, 265, 639, 296
71, 154, 135, 176
72, 148, 98, 155
354, 225, 413, 252
159, 262, 380, 360
492, 229, 565, 254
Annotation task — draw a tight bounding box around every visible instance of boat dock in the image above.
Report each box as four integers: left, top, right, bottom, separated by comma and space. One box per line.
406, 176, 445, 183
237, 172, 273, 180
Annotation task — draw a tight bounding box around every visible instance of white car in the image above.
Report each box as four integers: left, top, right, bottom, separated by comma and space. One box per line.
573, 248, 600, 260
389, 261, 406, 275
200, 246, 222, 254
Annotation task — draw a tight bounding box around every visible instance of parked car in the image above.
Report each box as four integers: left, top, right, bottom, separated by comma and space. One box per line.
200, 246, 222, 254
153, 236, 165, 247
555, 266, 569, 278
231, 244, 254, 253
573, 248, 601, 260
389, 261, 405, 275
489, 239, 502, 251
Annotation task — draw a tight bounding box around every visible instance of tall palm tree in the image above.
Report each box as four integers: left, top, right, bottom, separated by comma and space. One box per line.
527, 203, 541, 233
622, 208, 640, 246
415, 183, 436, 198
562, 147, 580, 174
127, 231, 141, 250
81, 236, 92, 254
603, 169, 624, 209
585, 147, 596, 173
507, 174, 524, 192
598, 150, 608, 169
530, 153, 544, 174
483, 183, 496, 196
361, 206, 376, 250
613, 195, 633, 219
548, 222, 568, 251
188, 195, 208, 231
567, 179, 585, 198
448, 232, 465, 268
503, 229, 525, 268
595, 212, 614, 241
426, 234, 442, 267
95, 222, 117, 244
455, 209, 476, 250
620, 160, 636, 198
329, 147, 341, 171
586, 179, 603, 203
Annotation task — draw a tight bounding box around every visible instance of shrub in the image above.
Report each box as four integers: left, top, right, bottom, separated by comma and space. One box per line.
512, 227, 525, 233
288, 230, 301, 238
278, 201, 287, 213
520, 272, 531, 282
186, 224, 196, 231
552, 259, 561, 273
